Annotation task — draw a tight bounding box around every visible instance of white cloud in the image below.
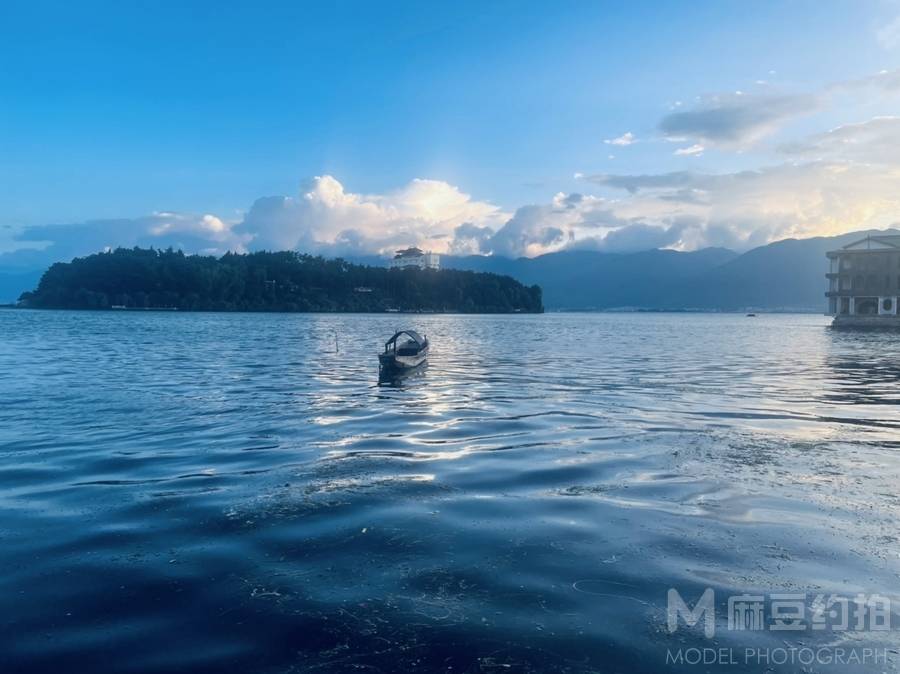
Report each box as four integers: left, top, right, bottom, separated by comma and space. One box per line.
5, 154, 900, 269
604, 132, 635, 146
237, 175, 509, 255
149, 212, 232, 238
486, 192, 643, 257
582, 158, 900, 250
1, 212, 253, 271
674, 144, 705, 156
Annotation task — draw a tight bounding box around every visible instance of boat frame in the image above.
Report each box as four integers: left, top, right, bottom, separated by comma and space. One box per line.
378, 330, 429, 372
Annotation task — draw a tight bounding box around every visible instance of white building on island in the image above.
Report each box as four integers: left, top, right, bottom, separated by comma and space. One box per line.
388, 247, 440, 271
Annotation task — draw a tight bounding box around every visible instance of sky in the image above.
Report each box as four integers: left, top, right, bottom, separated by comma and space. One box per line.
2, 0, 900, 270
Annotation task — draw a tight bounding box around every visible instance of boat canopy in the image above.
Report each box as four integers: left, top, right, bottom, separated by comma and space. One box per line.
384, 330, 426, 350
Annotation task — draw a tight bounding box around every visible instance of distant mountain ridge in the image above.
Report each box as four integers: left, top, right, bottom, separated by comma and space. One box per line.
440, 247, 739, 310
437, 228, 900, 311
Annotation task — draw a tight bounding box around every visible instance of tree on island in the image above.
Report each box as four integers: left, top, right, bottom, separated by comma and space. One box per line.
19, 247, 543, 314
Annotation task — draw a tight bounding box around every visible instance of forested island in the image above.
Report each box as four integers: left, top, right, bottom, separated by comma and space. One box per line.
18, 247, 543, 313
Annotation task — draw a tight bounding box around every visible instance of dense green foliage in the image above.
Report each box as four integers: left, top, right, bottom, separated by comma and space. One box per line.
19, 247, 543, 313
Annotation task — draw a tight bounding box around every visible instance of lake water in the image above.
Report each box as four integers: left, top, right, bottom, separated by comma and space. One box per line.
1, 310, 899, 673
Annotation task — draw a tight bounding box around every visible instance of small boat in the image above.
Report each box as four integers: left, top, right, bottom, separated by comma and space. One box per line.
379, 330, 429, 373
746, 313, 757, 317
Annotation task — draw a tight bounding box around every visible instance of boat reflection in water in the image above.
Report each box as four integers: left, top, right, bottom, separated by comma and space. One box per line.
378, 360, 428, 387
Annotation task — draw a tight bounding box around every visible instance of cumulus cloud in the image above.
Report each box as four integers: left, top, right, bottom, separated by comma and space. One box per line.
484, 191, 651, 257
604, 132, 635, 146
487, 205, 568, 257
2, 173, 687, 265
449, 222, 494, 256
237, 175, 509, 256
583, 158, 900, 250
477, 188, 709, 257
0, 176, 514, 271
659, 92, 819, 146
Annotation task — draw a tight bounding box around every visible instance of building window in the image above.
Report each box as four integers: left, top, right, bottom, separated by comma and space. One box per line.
856, 298, 879, 315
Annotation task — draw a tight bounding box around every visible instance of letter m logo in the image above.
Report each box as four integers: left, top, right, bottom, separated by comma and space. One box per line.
667, 588, 716, 638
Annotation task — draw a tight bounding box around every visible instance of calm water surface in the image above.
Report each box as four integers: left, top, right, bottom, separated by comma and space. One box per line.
1, 310, 899, 673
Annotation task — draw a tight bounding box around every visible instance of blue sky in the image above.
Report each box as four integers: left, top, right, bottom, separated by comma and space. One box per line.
2, 0, 900, 267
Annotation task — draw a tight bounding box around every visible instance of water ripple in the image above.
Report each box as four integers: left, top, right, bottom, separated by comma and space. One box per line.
1, 310, 899, 673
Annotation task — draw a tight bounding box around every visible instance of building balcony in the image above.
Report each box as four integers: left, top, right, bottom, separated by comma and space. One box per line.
826, 290, 899, 298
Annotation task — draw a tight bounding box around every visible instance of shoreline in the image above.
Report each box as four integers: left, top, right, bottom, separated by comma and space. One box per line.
2, 305, 825, 316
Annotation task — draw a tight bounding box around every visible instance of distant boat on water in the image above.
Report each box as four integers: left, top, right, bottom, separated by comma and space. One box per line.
378, 330, 429, 374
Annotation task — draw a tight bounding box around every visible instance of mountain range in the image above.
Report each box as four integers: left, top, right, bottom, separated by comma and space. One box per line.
439, 228, 897, 312
2, 228, 894, 311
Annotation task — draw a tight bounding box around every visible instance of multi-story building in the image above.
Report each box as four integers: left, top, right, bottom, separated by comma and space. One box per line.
388, 247, 440, 271
826, 234, 900, 326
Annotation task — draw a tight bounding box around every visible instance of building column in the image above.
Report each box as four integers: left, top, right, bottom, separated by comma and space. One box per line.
849, 297, 856, 315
